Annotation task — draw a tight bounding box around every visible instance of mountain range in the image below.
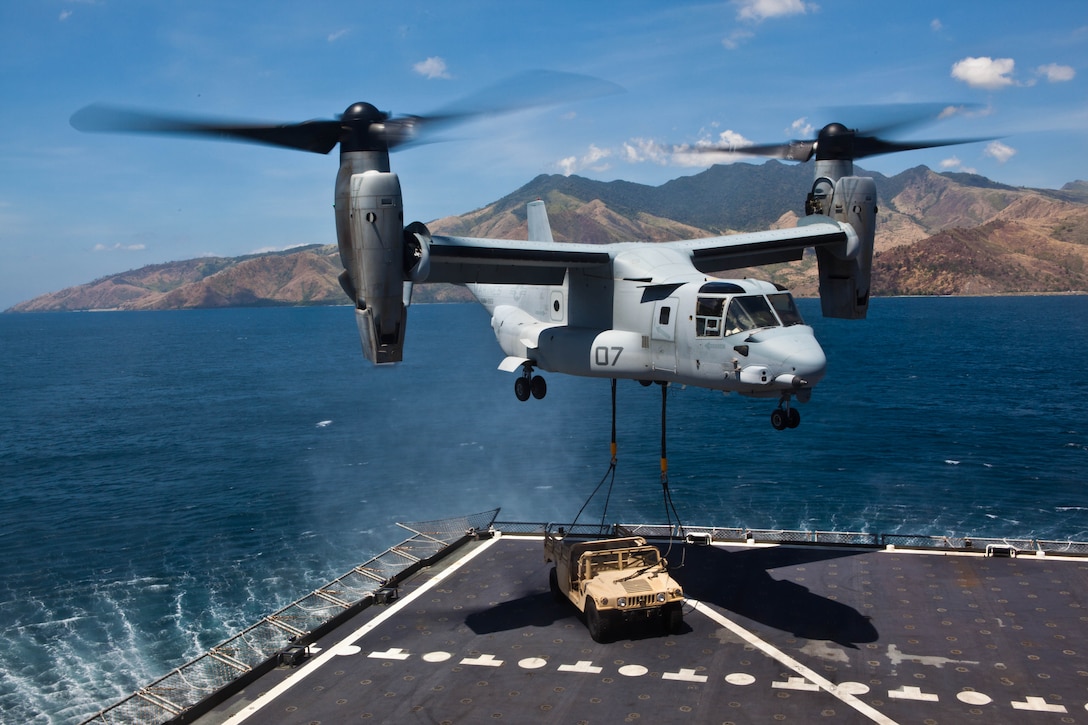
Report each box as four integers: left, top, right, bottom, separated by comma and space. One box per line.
9, 161, 1088, 312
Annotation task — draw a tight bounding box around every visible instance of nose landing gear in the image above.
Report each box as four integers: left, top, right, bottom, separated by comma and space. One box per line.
514, 362, 547, 401
771, 397, 801, 430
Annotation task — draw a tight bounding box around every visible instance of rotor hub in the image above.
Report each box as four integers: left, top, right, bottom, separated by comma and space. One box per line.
342, 102, 387, 125
339, 102, 391, 154
815, 123, 856, 161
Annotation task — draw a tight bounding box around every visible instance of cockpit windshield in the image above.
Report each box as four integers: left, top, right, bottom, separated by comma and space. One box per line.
768, 293, 804, 326
724, 295, 778, 336
695, 291, 805, 338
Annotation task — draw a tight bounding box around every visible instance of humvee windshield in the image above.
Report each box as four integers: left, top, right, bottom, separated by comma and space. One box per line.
581, 547, 661, 578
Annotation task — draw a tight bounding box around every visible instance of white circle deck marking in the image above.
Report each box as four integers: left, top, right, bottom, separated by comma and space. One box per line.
618, 664, 649, 677
839, 682, 870, 695
423, 651, 452, 663
956, 691, 992, 705
725, 673, 756, 685
519, 657, 547, 669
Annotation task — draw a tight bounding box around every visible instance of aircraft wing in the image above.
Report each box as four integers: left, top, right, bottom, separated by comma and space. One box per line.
425, 216, 854, 285
426, 234, 611, 285
669, 216, 855, 273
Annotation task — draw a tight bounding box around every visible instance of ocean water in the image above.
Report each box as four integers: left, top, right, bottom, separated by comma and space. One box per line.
1, 296, 1086, 723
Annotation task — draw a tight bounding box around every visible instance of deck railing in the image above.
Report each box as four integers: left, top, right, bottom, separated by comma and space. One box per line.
80, 509, 500, 725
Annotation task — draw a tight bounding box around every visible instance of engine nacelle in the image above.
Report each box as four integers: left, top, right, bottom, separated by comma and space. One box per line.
812, 175, 876, 319
335, 162, 408, 364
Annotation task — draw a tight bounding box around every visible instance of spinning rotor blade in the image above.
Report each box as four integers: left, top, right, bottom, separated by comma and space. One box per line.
71, 70, 623, 155
685, 103, 993, 163
418, 69, 623, 128
70, 104, 345, 154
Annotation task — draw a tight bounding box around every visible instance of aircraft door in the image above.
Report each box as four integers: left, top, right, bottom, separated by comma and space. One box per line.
651, 298, 678, 373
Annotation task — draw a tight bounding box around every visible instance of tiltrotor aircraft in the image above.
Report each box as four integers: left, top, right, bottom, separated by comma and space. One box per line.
72, 80, 984, 430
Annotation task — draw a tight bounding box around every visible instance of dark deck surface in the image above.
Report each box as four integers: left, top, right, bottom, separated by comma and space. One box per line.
198, 532, 1088, 724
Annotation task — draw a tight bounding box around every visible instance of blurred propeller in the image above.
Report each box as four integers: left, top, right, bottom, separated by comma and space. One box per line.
687, 103, 994, 163
71, 70, 623, 155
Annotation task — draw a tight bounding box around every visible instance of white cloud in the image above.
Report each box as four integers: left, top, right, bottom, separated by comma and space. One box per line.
930, 18, 943, 32
557, 144, 613, 176
1036, 63, 1075, 83
707, 129, 753, 150
788, 117, 814, 138
722, 29, 754, 50
734, 0, 811, 22
984, 140, 1016, 164
413, 57, 451, 80
93, 243, 146, 252
59, 10, 72, 21
327, 28, 350, 43
621, 138, 671, 166
939, 156, 976, 174
724, 0, 811, 48
672, 130, 754, 166
950, 57, 1016, 90
620, 129, 755, 169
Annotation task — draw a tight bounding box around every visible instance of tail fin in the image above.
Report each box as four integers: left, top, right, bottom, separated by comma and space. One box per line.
527, 199, 555, 243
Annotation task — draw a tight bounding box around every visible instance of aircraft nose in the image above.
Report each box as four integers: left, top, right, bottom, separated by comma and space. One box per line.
783, 339, 827, 385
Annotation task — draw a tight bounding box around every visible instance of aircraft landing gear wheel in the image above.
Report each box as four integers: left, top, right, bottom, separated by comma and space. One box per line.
772, 401, 801, 430
514, 376, 531, 401
531, 375, 547, 400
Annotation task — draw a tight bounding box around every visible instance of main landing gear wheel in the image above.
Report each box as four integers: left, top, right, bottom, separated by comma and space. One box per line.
771, 407, 801, 430
514, 365, 547, 401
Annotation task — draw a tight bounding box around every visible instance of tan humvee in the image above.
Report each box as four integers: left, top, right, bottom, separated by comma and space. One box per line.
544, 526, 684, 642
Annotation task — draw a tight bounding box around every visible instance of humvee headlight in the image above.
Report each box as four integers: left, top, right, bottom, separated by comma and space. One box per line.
657, 592, 667, 603
617, 597, 627, 607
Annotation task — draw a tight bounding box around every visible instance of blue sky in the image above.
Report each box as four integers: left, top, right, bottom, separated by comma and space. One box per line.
1, 0, 1085, 309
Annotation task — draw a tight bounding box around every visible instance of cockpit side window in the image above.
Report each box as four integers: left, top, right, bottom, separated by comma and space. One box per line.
768, 293, 804, 326
695, 297, 725, 337
724, 295, 778, 336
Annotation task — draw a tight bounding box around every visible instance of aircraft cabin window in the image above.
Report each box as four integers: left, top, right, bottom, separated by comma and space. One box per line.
768, 293, 804, 326
695, 297, 725, 337
659, 307, 671, 325
724, 295, 778, 336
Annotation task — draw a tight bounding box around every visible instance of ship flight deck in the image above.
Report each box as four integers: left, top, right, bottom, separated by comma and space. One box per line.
167, 523, 1088, 725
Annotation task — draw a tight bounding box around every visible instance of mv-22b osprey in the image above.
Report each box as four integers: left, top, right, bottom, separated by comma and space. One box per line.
73, 78, 982, 430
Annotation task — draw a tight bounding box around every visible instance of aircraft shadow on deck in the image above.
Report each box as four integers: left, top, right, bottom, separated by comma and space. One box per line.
464, 543, 878, 647
672, 544, 878, 648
